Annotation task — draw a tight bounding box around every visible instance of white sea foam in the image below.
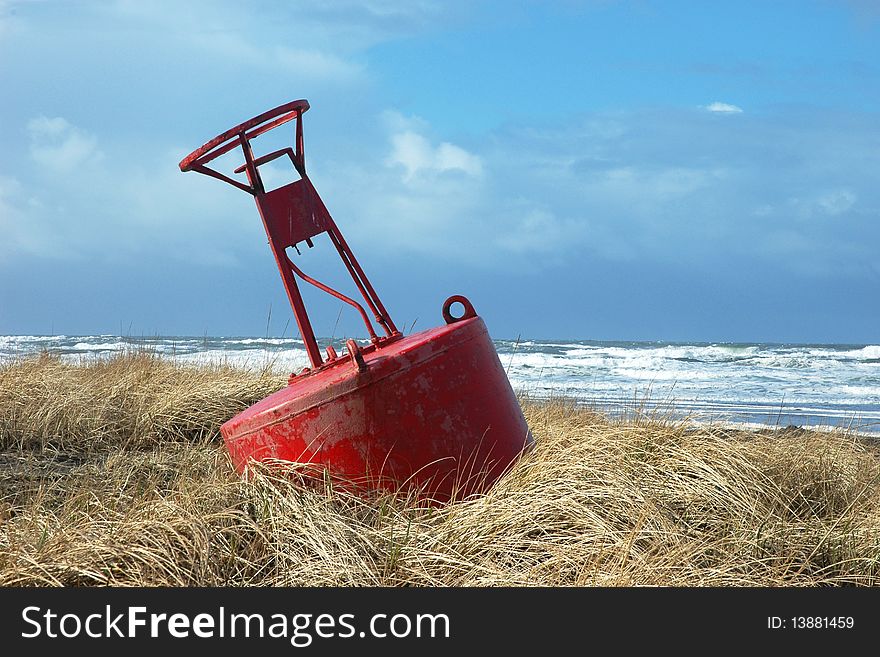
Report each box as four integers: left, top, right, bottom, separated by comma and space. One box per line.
232, 337, 305, 346
835, 385, 880, 400
172, 348, 310, 373
70, 341, 130, 351
505, 352, 567, 369
0, 335, 67, 344
804, 345, 880, 360
742, 355, 813, 369
855, 345, 880, 360
611, 367, 717, 381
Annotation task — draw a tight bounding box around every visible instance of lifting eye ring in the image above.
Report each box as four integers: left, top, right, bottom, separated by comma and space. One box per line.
442, 295, 477, 324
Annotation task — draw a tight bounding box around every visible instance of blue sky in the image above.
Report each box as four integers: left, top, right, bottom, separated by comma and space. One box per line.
1, 0, 878, 342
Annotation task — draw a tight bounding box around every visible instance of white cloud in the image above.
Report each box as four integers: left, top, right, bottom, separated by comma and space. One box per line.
309, 113, 490, 262
387, 130, 483, 181
6, 94, 879, 285
99, 0, 443, 83
27, 116, 102, 172
0, 0, 16, 38
27, 115, 69, 138
0, 176, 25, 260
324, 109, 741, 269
703, 101, 743, 114
0, 175, 62, 260
592, 166, 718, 199
494, 208, 582, 255
816, 189, 856, 216
3, 128, 258, 266
783, 189, 858, 220
180, 29, 363, 81
273, 46, 363, 80
754, 190, 858, 221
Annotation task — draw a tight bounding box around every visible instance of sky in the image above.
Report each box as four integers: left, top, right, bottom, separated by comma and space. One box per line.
1, 0, 878, 343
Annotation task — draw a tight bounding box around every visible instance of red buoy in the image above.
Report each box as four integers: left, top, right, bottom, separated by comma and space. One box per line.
179, 99, 532, 501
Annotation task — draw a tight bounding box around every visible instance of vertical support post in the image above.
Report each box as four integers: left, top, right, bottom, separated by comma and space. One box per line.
295, 109, 305, 176
257, 202, 324, 369
328, 223, 399, 336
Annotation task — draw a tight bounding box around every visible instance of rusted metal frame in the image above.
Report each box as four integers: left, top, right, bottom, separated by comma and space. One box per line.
185, 107, 305, 195
297, 176, 397, 336
276, 253, 324, 368
190, 163, 254, 195
240, 132, 265, 195
247, 113, 299, 144
305, 183, 398, 336
233, 147, 296, 175
288, 111, 385, 340
190, 137, 244, 168
179, 99, 309, 171
324, 227, 394, 339
263, 235, 323, 369
222, 115, 298, 165
283, 253, 379, 342
295, 109, 305, 175
254, 191, 323, 368
186, 115, 299, 184
195, 118, 302, 190
327, 231, 398, 336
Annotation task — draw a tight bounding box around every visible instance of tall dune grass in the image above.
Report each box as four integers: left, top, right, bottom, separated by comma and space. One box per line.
1, 354, 878, 586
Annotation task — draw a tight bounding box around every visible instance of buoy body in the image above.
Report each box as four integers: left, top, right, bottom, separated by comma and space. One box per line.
221, 312, 532, 501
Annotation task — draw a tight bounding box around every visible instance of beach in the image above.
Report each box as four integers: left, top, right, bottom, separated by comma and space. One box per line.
2, 352, 878, 586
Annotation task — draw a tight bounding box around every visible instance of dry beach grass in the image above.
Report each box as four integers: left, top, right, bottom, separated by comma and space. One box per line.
1, 353, 879, 586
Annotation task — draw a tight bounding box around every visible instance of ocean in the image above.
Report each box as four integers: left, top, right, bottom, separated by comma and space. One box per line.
2, 334, 879, 435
